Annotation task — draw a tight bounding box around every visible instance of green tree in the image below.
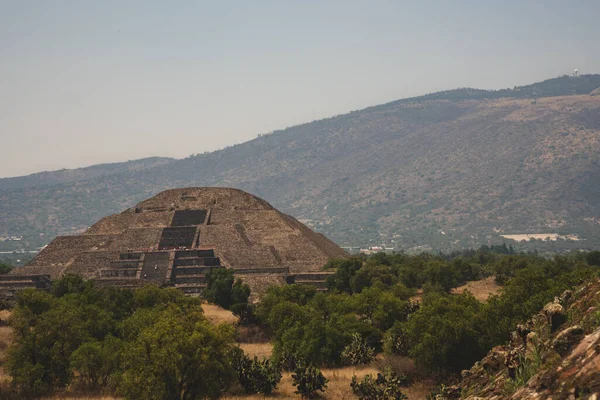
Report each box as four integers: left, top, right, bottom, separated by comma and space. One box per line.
71, 335, 124, 389
204, 268, 251, 312
0, 261, 12, 274
406, 292, 486, 374
119, 305, 236, 400
325, 258, 363, 293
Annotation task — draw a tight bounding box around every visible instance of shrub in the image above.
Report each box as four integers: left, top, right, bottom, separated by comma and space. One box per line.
231, 303, 257, 325
342, 333, 376, 365
232, 349, 281, 395
325, 258, 363, 293
204, 268, 250, 309
292, 364, 328, 398
350, 368, 408, 400
406, 291, 486, 374
70, 335, 123, 389
374, 356, 418, 384
383, 322, 409, 356
118, 305, 237, 400
0, 262, 12, 275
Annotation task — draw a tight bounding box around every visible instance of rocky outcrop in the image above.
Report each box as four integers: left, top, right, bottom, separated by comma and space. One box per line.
447, 278, 600, 400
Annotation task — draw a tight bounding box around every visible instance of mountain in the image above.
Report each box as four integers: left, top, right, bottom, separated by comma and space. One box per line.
0, 157, 174, 190
2, 75, 600, 252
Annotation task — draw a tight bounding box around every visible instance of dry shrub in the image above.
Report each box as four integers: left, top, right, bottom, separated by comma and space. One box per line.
374, 355, 419, 383
238, 325, 270, 344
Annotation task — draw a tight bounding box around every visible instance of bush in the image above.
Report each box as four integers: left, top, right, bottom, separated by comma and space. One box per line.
70, 335, 123, 389
342, 333, 376, 365
6, 278, 235, 399
231, 302, 257, 325
118, 305, 236, 400
350, 368, 408, 400
383, 322, 409, 356
292, 364, 328, 398
204, 268, 251, 311
374, 356, 418, 384
406, 292, 486, 374
0, 262, 12, 275
232, 349, 281, 395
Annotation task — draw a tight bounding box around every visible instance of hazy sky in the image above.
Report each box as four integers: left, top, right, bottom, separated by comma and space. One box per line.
1, 0, 599, 178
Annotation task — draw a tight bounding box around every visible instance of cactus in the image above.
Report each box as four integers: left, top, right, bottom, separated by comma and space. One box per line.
342, 333, 376, 365
232, 349, 281, 395
292, 363, 328, 398
350, 367, 408, 400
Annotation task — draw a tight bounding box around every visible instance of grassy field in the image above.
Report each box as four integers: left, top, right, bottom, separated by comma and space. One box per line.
451, 276, 501, 302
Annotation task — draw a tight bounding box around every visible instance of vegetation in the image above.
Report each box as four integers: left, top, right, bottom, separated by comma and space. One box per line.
6, 277, 237, 399
0, 262, 11, 275
350, 367, 408, 400
341, 333, 376, 365
291, 363, 328, 398
3, 248, 600, 398
204, 268, 255, 324
255, 250, 599, 375
231, 348, 282, 395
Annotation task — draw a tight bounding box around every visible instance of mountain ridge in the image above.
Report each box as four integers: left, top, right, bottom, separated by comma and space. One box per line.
2, 74, 600, 252
0, 157, 175, 190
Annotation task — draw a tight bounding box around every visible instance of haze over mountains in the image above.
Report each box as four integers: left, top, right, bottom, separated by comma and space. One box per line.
2, 74, 600, 253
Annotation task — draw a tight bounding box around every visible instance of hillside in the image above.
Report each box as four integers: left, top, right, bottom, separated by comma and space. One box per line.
1, 75, 600, 252
0, 157, 174, 190
453, 278, 600, 399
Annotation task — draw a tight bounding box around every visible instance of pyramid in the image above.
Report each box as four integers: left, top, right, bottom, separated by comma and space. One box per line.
9, 188, 347, 295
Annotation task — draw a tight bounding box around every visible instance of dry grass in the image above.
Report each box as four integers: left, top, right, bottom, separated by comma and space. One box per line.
0, 325, 12, 396
223, 362, 433, 399
452, 276, 501, 302
0, 310, 13, 385
40, 396, 120, 400
202, 303, 239, 325
410, 288, 423, 303
239, 342, 273, 359
0, 310, 11, 321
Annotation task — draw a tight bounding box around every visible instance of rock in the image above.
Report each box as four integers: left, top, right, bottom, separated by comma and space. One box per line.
526, 331, 539, 348
517, 323, 532, 343
505, 349, 521, 379
442, 385, 461, 399
481, 347, 507, 373
553, 325, 585, 356
543, 301, 566, 331
559, 290, 573, 306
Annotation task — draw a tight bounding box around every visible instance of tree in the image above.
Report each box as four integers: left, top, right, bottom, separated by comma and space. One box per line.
204, 268, 251, 312
325, 258, 363, 293
71, 335, 124, 389
0, 261, 12, 274
586, 251, 600, 267
406, 292, 486, 374
119, 304, 236, 400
